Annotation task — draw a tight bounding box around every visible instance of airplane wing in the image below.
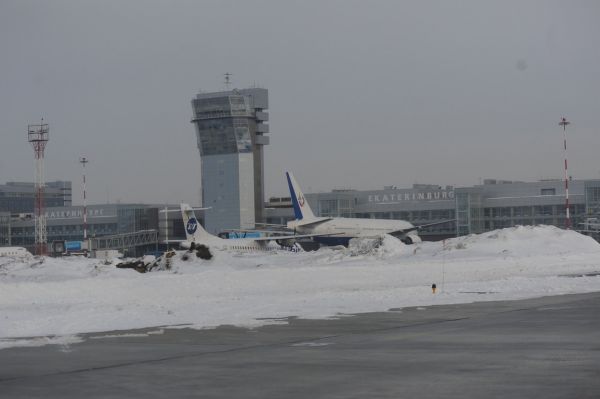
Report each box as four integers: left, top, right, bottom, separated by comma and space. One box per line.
388, 219, 455, 236
249, 233, 336, 242
294, 217, 333, 227
415, 219, 455, 230
387, 226, 419, 236
221, 228, 294, 235
255, 222, 289, 228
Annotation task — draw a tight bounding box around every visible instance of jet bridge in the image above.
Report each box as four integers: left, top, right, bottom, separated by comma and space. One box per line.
90, 229, 158, 258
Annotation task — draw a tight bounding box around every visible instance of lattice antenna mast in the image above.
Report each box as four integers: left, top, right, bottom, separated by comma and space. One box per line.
27, 120, 49, 255
79, 157, 89, 240
559, 117, 571, 229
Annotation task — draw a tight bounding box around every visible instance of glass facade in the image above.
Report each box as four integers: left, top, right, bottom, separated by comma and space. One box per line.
117, 208, 158, 234
2, 204, 167, 253
0, 212, 10, 246
307, 186, 458, 240
194, 118, 252, 156
455, 180, 590, 235
585, 181, 600, 217
0, 181, 71, 213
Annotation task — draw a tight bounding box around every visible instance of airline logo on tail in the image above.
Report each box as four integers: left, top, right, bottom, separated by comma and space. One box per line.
298, 194, 305, 207
186, 218, 198, 235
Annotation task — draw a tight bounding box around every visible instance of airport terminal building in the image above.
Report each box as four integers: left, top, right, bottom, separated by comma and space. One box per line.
0, 181, 189, 256
0, 204, 170, 257
265, 178, 600, 241
2, 178, 600, 254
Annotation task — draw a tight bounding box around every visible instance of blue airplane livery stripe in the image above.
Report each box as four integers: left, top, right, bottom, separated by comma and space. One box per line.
286, 173, 303, 220
314, 236, 353, 246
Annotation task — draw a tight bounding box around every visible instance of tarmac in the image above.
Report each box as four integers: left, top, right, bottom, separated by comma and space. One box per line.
1, 291, 600, 398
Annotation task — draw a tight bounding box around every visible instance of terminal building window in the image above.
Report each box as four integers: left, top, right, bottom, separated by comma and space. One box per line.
513, 206, 532, 217
499, 207, 511, 218
374, 212, 390, 219
541, 188, 556, 196
319, 200, 338, 217
535, 205, 553, 216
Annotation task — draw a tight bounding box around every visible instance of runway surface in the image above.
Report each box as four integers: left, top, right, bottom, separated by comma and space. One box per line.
2, 292, 600, 398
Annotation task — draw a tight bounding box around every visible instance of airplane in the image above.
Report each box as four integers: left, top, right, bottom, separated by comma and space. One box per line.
177, 203, 331, 253
0, 246, 31, 258
285, 171, 452, 246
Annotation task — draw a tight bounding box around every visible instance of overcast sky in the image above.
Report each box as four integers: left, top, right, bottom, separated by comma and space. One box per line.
1, 1, 598, 205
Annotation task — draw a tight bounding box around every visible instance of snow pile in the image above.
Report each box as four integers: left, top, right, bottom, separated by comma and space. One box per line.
438, 225, 600, 259
345, 235, 407, 258
1, 225, 599, 349
0, 255, 120, 283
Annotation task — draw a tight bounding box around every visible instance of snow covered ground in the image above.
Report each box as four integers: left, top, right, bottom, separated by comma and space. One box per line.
1, 225, 600, 349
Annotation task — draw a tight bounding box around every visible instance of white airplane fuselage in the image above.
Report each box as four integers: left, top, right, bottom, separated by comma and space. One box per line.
0, 247, 31, 258
179, 204, 299, 253
181, 235, 281, 252
288, 218, 420, 246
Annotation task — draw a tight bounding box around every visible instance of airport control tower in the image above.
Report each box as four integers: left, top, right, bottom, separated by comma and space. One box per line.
191, 87, 269, 234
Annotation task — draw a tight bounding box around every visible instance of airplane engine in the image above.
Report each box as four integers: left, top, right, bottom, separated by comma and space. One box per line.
275, 238, 297, 248
401, 235, 422, 245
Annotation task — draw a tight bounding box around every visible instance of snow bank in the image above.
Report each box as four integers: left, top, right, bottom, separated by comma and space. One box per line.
440, 225, 600, 258
1, 225, 599, 349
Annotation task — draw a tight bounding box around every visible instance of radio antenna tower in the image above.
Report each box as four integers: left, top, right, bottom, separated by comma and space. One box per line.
559, 117, 571, 229
79, 157, 89, 241
224, 72, 232, 90
27, 120, 49, 255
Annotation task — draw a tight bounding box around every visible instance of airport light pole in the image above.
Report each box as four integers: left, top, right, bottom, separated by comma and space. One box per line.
28, 120, 49, 255
80, 157, 89, 241
164, 204, 169, 250
559, 117, 571, 229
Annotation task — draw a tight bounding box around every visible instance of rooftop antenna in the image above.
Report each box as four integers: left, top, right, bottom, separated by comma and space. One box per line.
27, 119, 49, 255
224, 72, 232, 90
559, 117, 571, 229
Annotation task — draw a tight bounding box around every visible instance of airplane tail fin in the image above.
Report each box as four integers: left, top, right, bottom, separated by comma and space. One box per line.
180, 203, 212, 242
286, 172, 316, 221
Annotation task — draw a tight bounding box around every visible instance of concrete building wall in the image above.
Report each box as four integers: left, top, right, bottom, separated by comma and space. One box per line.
238, 153, 256, 230
200, 153, 255, 234
201, 153, 241, 235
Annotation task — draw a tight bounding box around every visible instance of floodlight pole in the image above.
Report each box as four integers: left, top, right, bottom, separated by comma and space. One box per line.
79, 157, 89, 240
165, 204, 169, 250
559, 117, 571, 229
28, 120, 49, 255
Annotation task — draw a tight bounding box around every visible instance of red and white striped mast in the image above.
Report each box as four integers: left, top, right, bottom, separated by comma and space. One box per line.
27, 120, 49, 255
559, 117, 571, 229
79, 157, 89, 241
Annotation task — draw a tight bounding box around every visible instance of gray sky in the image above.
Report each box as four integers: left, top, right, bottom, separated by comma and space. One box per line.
1, 0, 599, 205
